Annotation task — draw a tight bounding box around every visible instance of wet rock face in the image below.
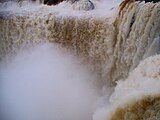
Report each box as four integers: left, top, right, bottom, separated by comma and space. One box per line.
43, 0, 95, 11
135, 0, 160, 3
145, 0, 160, 3
72, 0, 94, 11
42, 0, 78, 5
43, 0, 65, 5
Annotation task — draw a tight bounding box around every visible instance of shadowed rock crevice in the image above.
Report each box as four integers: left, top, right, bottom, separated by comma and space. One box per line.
43, 0, 65, 5
135, 0, 160, 3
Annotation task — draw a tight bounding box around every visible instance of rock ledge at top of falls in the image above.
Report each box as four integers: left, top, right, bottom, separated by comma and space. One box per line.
43, 0, 95, 11
70, 0, 95, 11
0, 0, 95, 11
0, 0, 118, 17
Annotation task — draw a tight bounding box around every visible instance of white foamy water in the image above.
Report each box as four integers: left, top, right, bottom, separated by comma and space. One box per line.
93, 54, 160, 120
0, 0, 122, 17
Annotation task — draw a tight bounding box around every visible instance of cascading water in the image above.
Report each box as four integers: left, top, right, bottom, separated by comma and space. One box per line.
0, 0, 120, 85
0, 0, 160, 120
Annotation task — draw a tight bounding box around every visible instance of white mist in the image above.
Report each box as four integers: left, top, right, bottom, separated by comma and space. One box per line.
0, 43, 100, 120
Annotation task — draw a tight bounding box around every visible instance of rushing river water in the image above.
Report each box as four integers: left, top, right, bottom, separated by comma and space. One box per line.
0, 0, 160, 120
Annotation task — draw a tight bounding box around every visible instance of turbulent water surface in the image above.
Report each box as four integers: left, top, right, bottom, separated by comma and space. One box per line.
0, 0, 160, 120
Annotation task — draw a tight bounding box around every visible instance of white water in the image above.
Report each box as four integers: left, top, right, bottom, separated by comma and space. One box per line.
94, 54, 160, 120
1, 43, 160, 120
0, 0, 122, 17
0, 43, 104, 120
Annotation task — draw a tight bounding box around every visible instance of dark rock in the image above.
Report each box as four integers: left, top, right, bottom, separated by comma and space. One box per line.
43, 0, 65, 5
147, 0, 160, 3
31, 0, 66, 5
135, 0, 160, 3
36, 0, 95, 11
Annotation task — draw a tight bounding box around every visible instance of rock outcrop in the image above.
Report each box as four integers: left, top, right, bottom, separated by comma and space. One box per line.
43, 0, 95, 11
43, 0, 65, 5
72, 0, 94, 11
135, 0, 160, 3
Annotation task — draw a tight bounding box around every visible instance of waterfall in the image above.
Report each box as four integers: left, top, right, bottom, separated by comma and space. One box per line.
107, 1, 160, 82
0, 0, 118, 85
0, 0, 160, 120
0, 0, 159, 83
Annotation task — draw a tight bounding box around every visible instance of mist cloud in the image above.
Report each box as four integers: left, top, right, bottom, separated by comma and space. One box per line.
0, 43, 101, 120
